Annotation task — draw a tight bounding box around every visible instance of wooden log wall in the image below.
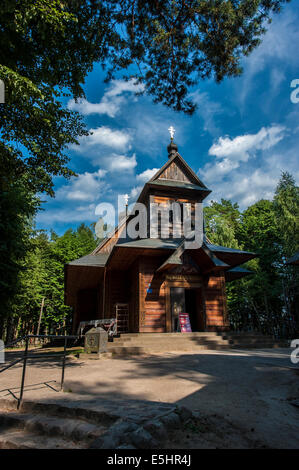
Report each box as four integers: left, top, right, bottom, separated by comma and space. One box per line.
149, 195, 196, 237
204, 271, 229, 331
105, 270, 129, 318
129, 260, 140, 332
139, 257, 166, 332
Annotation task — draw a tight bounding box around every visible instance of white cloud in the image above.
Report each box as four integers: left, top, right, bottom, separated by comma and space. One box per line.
67, 79, 145, 118
211, 168, 279, 209
56, 169, 108, 202
105, 153, 137, 172
129, 186, 143, 199
270, 68, 286, 92
189, 90, 223, 135
36, 204, 97, 224
200, 123, 299, 210
239, 8, 299, 105
136, 168, 159, 182
74, 126, 132, 153
201, 159, 239, 182
209, 125, 286, 162
67, 97, 120, 118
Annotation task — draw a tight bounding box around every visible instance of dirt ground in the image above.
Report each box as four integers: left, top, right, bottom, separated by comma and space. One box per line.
1, 347, 298, 448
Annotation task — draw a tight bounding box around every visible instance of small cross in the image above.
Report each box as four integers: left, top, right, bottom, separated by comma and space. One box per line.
168, 126, 175, 141
124, 194, 129, 206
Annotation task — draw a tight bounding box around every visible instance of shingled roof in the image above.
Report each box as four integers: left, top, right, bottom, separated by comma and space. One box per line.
286, 251, 299, 265
67, 253, 109, 267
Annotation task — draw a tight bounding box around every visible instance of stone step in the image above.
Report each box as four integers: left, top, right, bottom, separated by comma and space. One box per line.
107, 332, 286, 354
0, 410, 108, 443
110, 336, 278, 346
110, 337, 230, 346
116, 333, 272, 342
117, 332, 224, 339
119, 331, 269, 336
0, 427, 84, 449
108, 344, 232, 355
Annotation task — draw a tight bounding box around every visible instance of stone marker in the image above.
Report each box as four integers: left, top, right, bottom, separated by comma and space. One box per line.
84, 327, 108, 354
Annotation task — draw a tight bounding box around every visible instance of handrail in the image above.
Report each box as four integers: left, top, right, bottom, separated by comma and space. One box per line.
0, 357, 24, 373
0, 336, 27, 352
0, 334, 79, 409
0, 334, 78, 351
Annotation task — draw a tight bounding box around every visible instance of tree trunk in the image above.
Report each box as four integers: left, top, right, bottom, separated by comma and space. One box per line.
5, 316, 16, 344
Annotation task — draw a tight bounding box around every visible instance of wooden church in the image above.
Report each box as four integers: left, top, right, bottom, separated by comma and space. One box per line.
65, 138, 256, 334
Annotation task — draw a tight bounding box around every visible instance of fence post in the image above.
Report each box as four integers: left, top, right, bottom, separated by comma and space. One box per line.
18, 336, 29, 409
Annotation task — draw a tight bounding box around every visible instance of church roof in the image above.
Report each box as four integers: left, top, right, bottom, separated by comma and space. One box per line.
116, 237, 181, 250
149, 179, 210, 192
67, 253, 109, 267
225, 266, 253, 282
155, 237, 254, 273
149, 151, 207, 187
137, 150, 211, 203
286, 251, 299, 265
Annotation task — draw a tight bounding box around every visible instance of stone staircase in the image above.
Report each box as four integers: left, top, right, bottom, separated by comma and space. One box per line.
0, 399, 115, 449
107, 332, 288, 356
0, 398, 193, 449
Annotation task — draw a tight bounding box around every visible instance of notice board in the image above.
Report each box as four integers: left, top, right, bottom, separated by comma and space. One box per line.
178, 313, 192, 332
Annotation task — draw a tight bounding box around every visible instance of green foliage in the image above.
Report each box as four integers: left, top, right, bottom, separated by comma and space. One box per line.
0, 0, 103, 330
0, 1, 290, 135
204, 180, 298, 338
273, 172, 299, 258
100, 0, 290, 113
233, 199, 284, 333
0, 175, 39, 324
11, 224, 98, 337
204, 199, 240, 248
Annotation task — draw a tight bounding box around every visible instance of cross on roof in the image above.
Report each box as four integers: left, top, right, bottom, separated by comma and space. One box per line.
168, 126, 175, 141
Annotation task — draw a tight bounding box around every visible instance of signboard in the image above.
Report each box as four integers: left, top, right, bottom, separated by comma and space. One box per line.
178, 313, 192, 333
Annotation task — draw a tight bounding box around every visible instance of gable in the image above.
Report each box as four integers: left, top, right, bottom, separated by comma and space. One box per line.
149, 153, 207, 188
158, 159, 194, 183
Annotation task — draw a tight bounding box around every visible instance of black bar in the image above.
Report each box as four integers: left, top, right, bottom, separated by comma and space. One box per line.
60, 336, 67, 390
27, 335, 78, 339
24, 354, 67, 359
0, 357, 24, 373
18, 337, 29, 409
0, 334, 79, 407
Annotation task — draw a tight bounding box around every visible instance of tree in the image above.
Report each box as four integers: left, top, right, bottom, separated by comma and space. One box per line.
204, 195, 298, 337
0, 0, 104, 324
273, 172, 299, 332
41, 224, 98, 333
0, 177, 39, 339
233, 199, 294, 337
204, 199, 240, 248
7, 224, 98, 339
0, 0, 105, 195
97, 0, 290, 113
273, 172, 299, 259
10, 232, 49, 339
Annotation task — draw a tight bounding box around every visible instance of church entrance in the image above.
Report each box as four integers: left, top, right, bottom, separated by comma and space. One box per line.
170, 287, 204, 332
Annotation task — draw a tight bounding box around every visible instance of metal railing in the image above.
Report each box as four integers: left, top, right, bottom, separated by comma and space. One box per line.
0, 335, 78, 409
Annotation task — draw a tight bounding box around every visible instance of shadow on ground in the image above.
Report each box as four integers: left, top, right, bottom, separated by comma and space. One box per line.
1, 349, 298, 448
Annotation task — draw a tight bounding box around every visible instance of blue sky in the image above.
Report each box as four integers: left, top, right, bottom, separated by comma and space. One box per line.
36, 3, 299, 235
